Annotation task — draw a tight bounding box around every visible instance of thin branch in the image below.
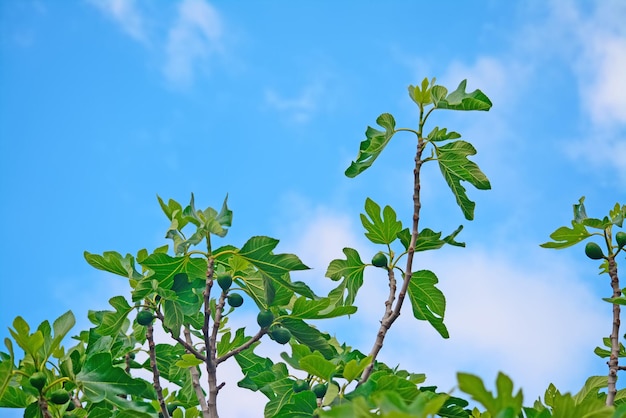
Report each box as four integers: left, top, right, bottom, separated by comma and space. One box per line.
361, 125, 426, 383
607, 254, 621, 406
217, 328, 267, 364
155, 310, 207, 362
203, 257, 220, 418
185, 327, 209, 418
146, 322, 169, 418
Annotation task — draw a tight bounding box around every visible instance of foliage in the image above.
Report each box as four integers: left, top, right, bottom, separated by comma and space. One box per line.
1, 79, 623, 418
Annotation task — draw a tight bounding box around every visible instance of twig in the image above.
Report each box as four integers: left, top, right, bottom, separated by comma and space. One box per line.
202, 257, 220, 418
361, 133, 426, 383
607, 254, 621, 406
217, 328, 267, 364
146, 322, 169, 418
185, 327, 210, 418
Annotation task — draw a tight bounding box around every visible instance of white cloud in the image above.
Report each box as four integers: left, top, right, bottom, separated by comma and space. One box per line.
87, 0, 147, 42
164, 0, 223, 86
264, 79, 328, 124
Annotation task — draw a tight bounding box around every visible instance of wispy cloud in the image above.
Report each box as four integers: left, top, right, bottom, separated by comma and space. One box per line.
163, 0, 224, 87
87, 0, 148, 43
264, 79, 329, 124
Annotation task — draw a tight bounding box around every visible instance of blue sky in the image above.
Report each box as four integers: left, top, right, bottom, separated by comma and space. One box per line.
1, 0, 625, 416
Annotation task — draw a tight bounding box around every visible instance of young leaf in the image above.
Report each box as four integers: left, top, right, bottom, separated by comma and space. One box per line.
406, 270, 448, 338
325, 248, 366, 306
432, 80, 492, 111
540, 222, 591, 249
345, 113, 396, 178
360, 198, 403, 245
435, 140, 491, 221
84, 251, 142, 279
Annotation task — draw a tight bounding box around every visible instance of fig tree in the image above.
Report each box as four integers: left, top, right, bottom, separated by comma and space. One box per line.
257, 310, 274, 328
585, 242, 604, 260
29, 372, 46, 392
49, 389, 70, 405
617, 231, 626, 249
293, 379, 309, 393
216, 273, 233, 292
227, 293, 244, 307
371, 252, 388, 268
136, 310, 154, 326
270, 327, 291, 345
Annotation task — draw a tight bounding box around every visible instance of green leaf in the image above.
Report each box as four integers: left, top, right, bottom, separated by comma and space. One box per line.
343, 356, 372, 382
170, 273, 203, 315
345, 113, 396, 178
360, 198, 403, 245
406, 270, 448, 338
603, 296, 626, 305
135, 253, 206, 301
409, 226, 465, 252
325, 248, 366, 306
432, 80, 492, 111
175, 353, 204, 368
457, 372, 522, 417
540, 222, 592, 249
435, 140, 491, 220
426, 126, 462, 143
163, 299, 184, 338
289, 296, 356, 320
299, 353, 336, 380
274, 390, 318, 418
77, 352, 156, 408
281, 318, 336, 359
96, 297, 131, 336
408, 78, 435, 107
50, 310, 75, 359
238, 236, 315, 299
9, 317, 44, 359
0, 340, 14, 401
84, 250, 142, 279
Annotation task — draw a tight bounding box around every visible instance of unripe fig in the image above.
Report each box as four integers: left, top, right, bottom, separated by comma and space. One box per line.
216, 273, 233, 292
257, 310, 274, 328
371, 252, 388, 268
585, 242, 604, 260
270, 327, 291, 345
293, 379, 309, 393
29, 372, 46, 391
227, 293, 244, 307
49, 389, 70, 405
136, 310, 154, 326
616, 231, 626, 249
312, 383, 327, 398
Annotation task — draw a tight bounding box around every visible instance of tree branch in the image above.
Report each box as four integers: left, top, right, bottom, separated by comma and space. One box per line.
147, 322, 169, 418
217, 328, 267, 364
607, 254, 621, 406
184, 327, 210, 418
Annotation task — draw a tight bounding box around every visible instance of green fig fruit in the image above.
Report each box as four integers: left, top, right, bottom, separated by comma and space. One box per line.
371, 252, 388, 268
585, 242, 604, 260
227, 293, 244, 307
